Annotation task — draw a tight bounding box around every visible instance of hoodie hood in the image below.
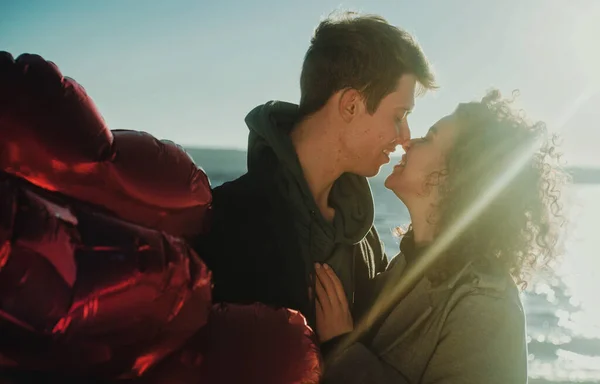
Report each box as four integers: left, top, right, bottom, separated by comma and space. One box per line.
244, 101, 375, 245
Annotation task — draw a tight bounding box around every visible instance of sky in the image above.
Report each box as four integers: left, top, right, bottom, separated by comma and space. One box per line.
2, 0, 599, 166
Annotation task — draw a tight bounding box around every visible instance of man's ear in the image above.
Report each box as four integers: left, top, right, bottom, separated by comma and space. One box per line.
338, 89, 364, 123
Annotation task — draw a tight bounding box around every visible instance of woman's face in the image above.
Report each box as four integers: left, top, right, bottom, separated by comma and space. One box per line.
384, 114, 458, 207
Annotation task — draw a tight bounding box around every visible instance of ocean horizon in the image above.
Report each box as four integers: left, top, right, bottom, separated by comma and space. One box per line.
185, 146, 600, 186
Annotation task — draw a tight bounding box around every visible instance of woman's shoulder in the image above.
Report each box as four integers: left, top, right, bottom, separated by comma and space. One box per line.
434, 259, 521, 299
441, 269, 525, 327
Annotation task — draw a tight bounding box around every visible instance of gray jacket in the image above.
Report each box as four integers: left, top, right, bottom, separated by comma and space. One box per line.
323, 253, 528, 384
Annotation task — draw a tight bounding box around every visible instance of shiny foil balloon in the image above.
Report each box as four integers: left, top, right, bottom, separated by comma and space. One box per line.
0, 51, 211, 238
0, 174, 212, 380
141, 303, 322, 384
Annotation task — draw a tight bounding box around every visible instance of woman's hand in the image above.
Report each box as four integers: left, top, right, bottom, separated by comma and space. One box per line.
314, 263, 354, 343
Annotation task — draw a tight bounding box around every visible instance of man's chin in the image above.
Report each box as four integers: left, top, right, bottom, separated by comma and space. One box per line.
352, 162, 387, 178
362, 167, 381, 178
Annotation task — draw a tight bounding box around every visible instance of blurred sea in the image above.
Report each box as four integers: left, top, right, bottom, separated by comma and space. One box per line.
188, 147, 600, 384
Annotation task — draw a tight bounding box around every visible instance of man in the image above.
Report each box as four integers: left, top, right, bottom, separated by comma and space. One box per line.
194, 11, 436, 327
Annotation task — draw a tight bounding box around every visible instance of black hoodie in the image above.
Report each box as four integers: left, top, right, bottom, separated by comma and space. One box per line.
195, 101, 388, 326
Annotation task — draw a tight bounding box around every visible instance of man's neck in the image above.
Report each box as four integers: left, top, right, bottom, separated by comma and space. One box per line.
290, 113, 345, 222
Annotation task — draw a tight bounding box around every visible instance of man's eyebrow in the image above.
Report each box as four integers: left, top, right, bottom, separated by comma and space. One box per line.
396, 105, 414, 112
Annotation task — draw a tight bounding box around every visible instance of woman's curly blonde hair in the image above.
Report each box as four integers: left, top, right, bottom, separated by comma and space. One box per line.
424, 90, 568, 288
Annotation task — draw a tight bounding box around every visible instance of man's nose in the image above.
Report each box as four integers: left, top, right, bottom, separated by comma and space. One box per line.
395, 119, 411, 145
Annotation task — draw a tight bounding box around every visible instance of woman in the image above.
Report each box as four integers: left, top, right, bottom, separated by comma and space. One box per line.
314, 90, 566, 383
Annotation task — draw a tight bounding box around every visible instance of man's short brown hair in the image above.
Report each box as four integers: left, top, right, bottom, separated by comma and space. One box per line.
299, 11, 436, 117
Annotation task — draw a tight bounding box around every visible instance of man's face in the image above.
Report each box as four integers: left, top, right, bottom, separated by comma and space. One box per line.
341, 74, 417, 177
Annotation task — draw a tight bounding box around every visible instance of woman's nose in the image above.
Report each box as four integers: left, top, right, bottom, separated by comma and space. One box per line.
402, 139, 414, 153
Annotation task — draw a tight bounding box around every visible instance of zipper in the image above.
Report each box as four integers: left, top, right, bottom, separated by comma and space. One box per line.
307, 209, 317, 326
351, 247, 356, 309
